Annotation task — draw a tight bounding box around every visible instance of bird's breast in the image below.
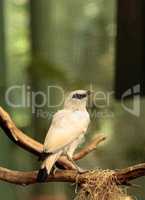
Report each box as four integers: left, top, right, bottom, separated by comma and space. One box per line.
72, 110, 90, 122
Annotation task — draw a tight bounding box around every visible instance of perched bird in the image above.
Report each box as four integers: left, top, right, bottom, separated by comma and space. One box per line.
37, 90, 91, 182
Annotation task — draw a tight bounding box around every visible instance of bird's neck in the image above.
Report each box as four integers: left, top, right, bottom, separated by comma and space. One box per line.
64, 101, 87, 111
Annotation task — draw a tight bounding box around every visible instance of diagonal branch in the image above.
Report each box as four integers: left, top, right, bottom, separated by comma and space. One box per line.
74, 134, 106, 160
0, 107, 74, 170
0, 107, 105, 170
0, 107, 43, 156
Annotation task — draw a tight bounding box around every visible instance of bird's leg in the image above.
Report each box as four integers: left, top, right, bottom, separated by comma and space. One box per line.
65, 137, 88, 173
50, 165, 58, 175
66, 153, 87, 173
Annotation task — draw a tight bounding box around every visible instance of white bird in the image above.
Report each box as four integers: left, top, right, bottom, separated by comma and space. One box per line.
37, 90, 91, 182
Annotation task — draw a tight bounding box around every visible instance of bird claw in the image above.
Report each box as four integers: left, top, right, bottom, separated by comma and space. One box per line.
77, 167, 88, 174
66, 154, 88, 174
50, 166, 58, 176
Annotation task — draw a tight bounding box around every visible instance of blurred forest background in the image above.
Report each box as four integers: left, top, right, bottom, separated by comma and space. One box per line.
0, 0, 145, 199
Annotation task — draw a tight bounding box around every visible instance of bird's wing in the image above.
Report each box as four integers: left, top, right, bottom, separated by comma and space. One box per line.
43, 109, 90, 153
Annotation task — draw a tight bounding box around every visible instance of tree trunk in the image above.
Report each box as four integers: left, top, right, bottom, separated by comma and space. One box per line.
115, 0, 145, 98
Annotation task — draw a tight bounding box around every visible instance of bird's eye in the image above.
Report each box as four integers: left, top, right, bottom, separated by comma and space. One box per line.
72, 93, 87, 99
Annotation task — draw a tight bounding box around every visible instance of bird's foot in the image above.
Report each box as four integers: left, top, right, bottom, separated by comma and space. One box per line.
50, 166, 58, 176
76, 167, 88, 174
66, 154, 88, 173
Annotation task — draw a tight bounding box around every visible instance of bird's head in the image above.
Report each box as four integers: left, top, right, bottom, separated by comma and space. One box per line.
64, 90, 92, 110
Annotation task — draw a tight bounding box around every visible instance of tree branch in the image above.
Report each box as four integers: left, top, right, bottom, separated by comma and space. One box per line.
74, 134, 106, 160
0, 107, 43, 156
0, 107, 105, 170
114, 163, 145, 184
0, 167, 77, 186
0, 163, 145, 186
1, 107, 145, 188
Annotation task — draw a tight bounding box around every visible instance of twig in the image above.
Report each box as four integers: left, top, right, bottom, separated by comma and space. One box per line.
74, 134, 106, 160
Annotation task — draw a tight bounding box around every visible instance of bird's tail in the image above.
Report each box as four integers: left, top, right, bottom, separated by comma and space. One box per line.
37, 151, 62, 182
